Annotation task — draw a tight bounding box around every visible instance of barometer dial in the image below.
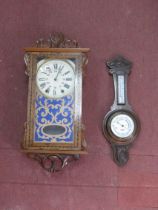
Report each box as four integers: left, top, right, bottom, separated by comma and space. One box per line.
110, 114, 135, 138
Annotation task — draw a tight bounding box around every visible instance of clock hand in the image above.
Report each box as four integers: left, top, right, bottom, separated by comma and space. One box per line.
117, 122, 123, 127
54, 71, 60, 81
54, 66, 64, 81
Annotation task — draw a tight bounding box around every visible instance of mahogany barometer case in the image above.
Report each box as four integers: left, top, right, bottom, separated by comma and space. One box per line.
103, 56, 140, 166
22, 33, 90, 171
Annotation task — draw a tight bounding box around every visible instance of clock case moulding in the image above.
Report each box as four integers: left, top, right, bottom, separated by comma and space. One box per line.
22, 32, 90, 172
103, 56, 140, 166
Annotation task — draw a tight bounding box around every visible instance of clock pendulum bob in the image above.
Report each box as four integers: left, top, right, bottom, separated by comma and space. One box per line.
22, 33, 90, 172
102, 56, 140, 166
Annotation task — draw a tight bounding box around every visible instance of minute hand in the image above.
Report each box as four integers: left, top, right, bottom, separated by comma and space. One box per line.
54, 66, 64, 80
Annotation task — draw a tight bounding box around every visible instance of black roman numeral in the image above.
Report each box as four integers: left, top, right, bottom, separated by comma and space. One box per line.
54, 64, 58, 69
45, 86, 51, 93
46, 67, 52, 73
65, 78, 72, 81
64, 84, 70, 89
39, 78, 47, 81
40, 83, 46, 89
41, 72, 47, 75
63, 71, 70, 76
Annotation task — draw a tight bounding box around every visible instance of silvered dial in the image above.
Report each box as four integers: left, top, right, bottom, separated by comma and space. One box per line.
111, 114, 135, 138
36, 59, 75, 98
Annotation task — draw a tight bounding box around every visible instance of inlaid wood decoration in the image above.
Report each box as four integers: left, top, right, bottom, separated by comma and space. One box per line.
22, 33, 90, 172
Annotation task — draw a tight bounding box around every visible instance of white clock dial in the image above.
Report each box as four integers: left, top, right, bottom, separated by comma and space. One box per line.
111, 114, 135, 138
36, 59, 75, 98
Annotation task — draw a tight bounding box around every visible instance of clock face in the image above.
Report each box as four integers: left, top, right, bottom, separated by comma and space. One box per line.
110, 114, 135, 138
36, 59, 75, 98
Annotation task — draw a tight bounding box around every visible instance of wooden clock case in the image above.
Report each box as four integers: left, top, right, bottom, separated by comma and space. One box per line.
22, 33, 90, 172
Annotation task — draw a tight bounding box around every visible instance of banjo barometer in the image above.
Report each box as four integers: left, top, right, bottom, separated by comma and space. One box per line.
22, 33, 90, 172
103, 56, 140, 166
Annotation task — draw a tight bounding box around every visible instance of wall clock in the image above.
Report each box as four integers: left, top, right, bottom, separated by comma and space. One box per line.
103, 56, 140, 166
22, 32, 90, 172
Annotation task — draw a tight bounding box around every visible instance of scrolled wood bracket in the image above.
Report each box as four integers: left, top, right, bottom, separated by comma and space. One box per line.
28, 153, 79, 172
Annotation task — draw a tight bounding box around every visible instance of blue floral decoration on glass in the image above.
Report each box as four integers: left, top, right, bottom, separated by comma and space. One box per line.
34, 94, 74, 143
